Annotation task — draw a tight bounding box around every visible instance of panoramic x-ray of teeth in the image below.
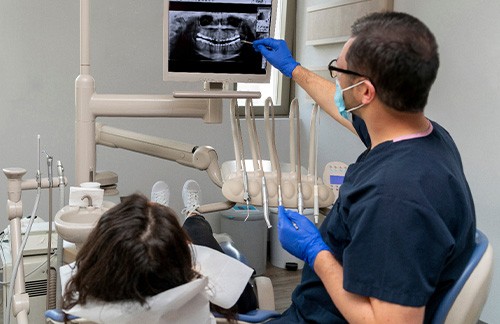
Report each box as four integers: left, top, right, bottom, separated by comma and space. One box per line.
169, 12, 258, 62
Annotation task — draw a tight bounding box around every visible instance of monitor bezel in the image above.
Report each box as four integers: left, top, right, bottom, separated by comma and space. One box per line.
163, 0, 276, 84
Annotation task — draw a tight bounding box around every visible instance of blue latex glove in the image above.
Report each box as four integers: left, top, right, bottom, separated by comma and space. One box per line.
253, 38, 300, 78
277, 206, 332, 268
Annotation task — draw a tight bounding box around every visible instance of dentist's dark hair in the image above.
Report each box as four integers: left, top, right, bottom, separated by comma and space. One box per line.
347, 11, 439, 112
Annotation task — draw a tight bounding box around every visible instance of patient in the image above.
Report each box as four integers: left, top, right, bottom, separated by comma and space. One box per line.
62, 193, 254, 323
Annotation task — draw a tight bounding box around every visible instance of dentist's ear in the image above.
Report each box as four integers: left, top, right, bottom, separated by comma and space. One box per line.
360, 80, 376, 105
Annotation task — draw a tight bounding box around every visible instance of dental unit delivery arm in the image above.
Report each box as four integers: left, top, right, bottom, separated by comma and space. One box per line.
95, 123, 223, 187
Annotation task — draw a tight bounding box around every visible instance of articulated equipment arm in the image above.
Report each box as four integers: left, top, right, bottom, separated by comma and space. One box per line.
95, 123, 224, 187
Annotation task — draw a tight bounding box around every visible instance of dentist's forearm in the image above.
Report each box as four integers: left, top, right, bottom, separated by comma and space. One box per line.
291, 66, 356, 135
314, 251, 425, 324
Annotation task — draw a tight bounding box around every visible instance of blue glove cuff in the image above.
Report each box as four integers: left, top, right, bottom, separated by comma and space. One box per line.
306, 241, 332, 268
283, 61, 300, 78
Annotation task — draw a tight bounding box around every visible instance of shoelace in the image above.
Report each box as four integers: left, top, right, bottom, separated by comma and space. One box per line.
152, 191, 169, 205
182, 191, 200, 216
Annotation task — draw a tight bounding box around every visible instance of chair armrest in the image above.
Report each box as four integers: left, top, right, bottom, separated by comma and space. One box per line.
254, 276, 275, 311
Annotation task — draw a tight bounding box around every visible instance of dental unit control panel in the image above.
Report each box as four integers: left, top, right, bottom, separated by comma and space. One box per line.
323, 161, 348, 202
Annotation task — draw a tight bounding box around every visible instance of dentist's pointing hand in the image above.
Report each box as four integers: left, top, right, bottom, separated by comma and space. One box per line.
253, 38, 300, 78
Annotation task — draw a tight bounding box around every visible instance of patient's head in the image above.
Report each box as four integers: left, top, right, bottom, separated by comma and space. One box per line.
63, 193, 199, 309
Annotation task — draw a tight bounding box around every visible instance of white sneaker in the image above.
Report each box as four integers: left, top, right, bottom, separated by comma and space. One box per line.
182, 180, 201, 216
151, 181, 170, 207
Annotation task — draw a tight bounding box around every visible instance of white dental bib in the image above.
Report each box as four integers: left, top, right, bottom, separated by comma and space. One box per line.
60, 245, 253, 324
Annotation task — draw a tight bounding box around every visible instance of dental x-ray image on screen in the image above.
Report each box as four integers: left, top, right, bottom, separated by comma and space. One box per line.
164, 0, 275, 83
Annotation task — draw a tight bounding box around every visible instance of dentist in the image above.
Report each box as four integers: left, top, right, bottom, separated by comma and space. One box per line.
253, 11, 476, 323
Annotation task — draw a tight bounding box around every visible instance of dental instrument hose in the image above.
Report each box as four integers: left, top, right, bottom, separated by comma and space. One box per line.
312, 104, 320, 224
229, 100, 251, 218
250, 101, 271, 228
56, 161, 65, 308
237, 105, 251, 217
294, 100, 304, 215
265, 98, 283, 206
45, 153, 57, 309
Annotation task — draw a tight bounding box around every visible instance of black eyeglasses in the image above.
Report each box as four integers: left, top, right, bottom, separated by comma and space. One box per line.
328, 59, 364, 79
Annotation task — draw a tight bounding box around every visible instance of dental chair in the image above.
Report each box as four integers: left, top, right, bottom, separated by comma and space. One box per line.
45, 238, 280, 324
432, 229, 493, 324
213, 238, 280, 323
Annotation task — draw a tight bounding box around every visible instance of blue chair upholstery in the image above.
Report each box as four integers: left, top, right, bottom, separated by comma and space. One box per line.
213, 309, 280, 323
432, 230, 493, 324
219, 240, 251, 267
45, 309, 88, 323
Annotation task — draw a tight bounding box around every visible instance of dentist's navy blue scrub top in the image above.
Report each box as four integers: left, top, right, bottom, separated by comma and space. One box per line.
271, 116, 476, 323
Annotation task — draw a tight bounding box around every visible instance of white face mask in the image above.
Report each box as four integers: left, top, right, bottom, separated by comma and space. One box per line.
334, 79, 365, 119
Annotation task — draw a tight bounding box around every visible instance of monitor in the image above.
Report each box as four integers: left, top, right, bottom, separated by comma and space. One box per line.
163, 0, 276, 84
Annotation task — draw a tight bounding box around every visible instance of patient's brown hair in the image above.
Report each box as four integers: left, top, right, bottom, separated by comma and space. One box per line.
63, 193, 199, 309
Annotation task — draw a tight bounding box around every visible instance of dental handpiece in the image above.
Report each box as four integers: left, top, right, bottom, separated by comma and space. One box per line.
262, 176, 271, 228
242, 168, 251, 220
46, 154, 53, 188
37, 135, 41, 187
314, 185, 319, 224
297, 183, 304, 215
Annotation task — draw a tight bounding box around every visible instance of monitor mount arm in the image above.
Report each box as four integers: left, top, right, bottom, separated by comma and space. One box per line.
76, 0, 259, 188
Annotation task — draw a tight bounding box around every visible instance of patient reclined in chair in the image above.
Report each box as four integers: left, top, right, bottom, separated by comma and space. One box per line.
57, 244, 253, 324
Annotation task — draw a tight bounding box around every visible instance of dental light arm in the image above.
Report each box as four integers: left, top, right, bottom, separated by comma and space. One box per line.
95, 123, 223, 187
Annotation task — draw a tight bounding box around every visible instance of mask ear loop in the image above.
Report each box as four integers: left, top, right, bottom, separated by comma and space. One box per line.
345, 79, 367, 113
